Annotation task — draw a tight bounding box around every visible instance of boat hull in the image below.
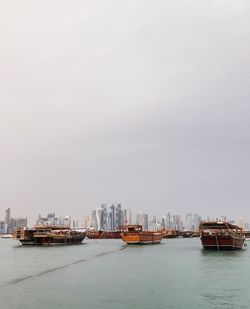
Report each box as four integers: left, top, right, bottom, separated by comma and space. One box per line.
13, 226, 86, 246
121, 232, 163, 245
19, 236, 86, 246
201, 235, 245, 250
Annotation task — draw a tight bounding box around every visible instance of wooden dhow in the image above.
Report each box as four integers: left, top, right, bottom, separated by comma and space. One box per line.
13, 226, 87, 246
121, 225, 164, 245
199, 221, 245, 250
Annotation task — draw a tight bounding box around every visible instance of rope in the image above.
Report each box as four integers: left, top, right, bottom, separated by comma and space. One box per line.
215, 234, 219, 251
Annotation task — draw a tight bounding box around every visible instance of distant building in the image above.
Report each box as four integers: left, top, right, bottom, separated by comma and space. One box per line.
165, 211, 172, 229
96, 208, 104, 231
108, 204, 115, 231
0, 221, 5, 233
173, 214, 183, 231
115, 204, 122, 229
5, 208, 11, 233
124, 208, 132, 225
136, 210, 149, 231
185, 213, 193, 230
36, 213, 71, 227
192, 214, 201, 230
10, 217, 28, 231
91, 210, 98, 230
101, 204, 108, 230
83, 215, 91, 228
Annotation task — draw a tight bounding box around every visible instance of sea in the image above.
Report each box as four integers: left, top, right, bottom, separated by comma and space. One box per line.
0, 237, 249, 309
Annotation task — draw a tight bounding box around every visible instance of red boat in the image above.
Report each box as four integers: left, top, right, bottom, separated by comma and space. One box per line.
199, 221, 245, 250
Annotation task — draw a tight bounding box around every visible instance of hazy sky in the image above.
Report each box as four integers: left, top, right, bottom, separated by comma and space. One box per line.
0, 0, 250, 224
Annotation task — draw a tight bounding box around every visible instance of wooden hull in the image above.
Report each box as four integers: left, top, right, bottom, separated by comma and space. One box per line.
201, 235, 245, 250
121, 232, 163, 245
13, 227, 86, 246
87, 231, 121, 239
19, 236, 86, 246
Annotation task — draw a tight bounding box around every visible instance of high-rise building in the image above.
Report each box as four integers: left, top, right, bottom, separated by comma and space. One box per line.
165, 211, 172, 229
91, 210, 98, 230
5, 208, 11, 233
83, 215, 91, 228
108, 204, 115, 231
9, 217, 28, 232
36, 213, 71, 227
185, 213, 193, 230
192, 214, 201, 230
96, 208, 104, 231
71, 218, 78, 228
124, 208, 132, 225
115, 204, 122, 229
101, 204, 108, 230
173, 214, 183, 231
136, 210, 149, 231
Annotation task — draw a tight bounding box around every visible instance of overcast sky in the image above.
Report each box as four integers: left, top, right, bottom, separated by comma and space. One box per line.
0, 0, 250, 224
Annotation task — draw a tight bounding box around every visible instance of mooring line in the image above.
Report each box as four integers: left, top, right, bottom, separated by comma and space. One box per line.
1, 247, 122, 288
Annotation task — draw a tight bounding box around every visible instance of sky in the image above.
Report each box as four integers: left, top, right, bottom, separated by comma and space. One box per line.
0, 0, 250, 225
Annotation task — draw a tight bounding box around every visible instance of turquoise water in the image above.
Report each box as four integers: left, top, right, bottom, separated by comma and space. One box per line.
0, 237, 249, 309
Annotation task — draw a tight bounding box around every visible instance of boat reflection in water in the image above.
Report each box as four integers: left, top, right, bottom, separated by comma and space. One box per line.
13, 226, 87, 246
121, 225, 164, 245
199, 221, 245, 250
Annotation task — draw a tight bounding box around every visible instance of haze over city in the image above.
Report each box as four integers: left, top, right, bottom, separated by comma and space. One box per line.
0, 1, 250, 224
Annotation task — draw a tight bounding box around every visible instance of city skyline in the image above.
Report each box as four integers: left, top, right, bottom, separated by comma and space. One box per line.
1, 206, 248, 232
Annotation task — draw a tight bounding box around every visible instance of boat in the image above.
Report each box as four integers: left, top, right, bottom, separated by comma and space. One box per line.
121, 225, 164, 245
181, 231, 193, 238
162, 229, 179, 238
244, 230, 250, 241
1, 234, 13, 239
86, 230, 122, 239
199, 221, 245, 250
13, 226, 87, 246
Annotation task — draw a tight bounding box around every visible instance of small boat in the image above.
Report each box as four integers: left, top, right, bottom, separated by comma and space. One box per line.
13, 226, 87, 246
199, 221, 245, 250
1, 234, 13, 239
121, 225, 164, 245
163, 229, 179, 238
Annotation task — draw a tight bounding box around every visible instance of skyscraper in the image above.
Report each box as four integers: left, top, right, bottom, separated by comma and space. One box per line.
124, 208, 132, 225
185, 213, 193, 230
101, 204, 108, 230
5, 208, 11, 233
108, 204, 115, 231
91, 210, 97, 230
115, 204, 122, 229
96, 208, 104, 231
136, 210, 149, 231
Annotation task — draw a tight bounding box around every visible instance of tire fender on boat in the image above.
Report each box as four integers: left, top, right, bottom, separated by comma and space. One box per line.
244, 243, 247, 247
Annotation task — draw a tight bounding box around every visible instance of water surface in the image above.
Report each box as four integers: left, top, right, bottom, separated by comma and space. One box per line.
0, 237, 249, 308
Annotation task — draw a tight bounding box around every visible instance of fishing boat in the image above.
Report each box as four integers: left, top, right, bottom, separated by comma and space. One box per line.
13, 226, 87, 246
199, 221, 245, 250
121, 225, 164, 245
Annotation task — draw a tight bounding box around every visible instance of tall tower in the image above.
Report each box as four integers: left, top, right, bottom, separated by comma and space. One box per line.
91, 210, 98, 230
5, 208, 11, 233
115, 204, 122, 229
101, 204, 108, 230
108, 204, 115, 231
96, 208, 104, 231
